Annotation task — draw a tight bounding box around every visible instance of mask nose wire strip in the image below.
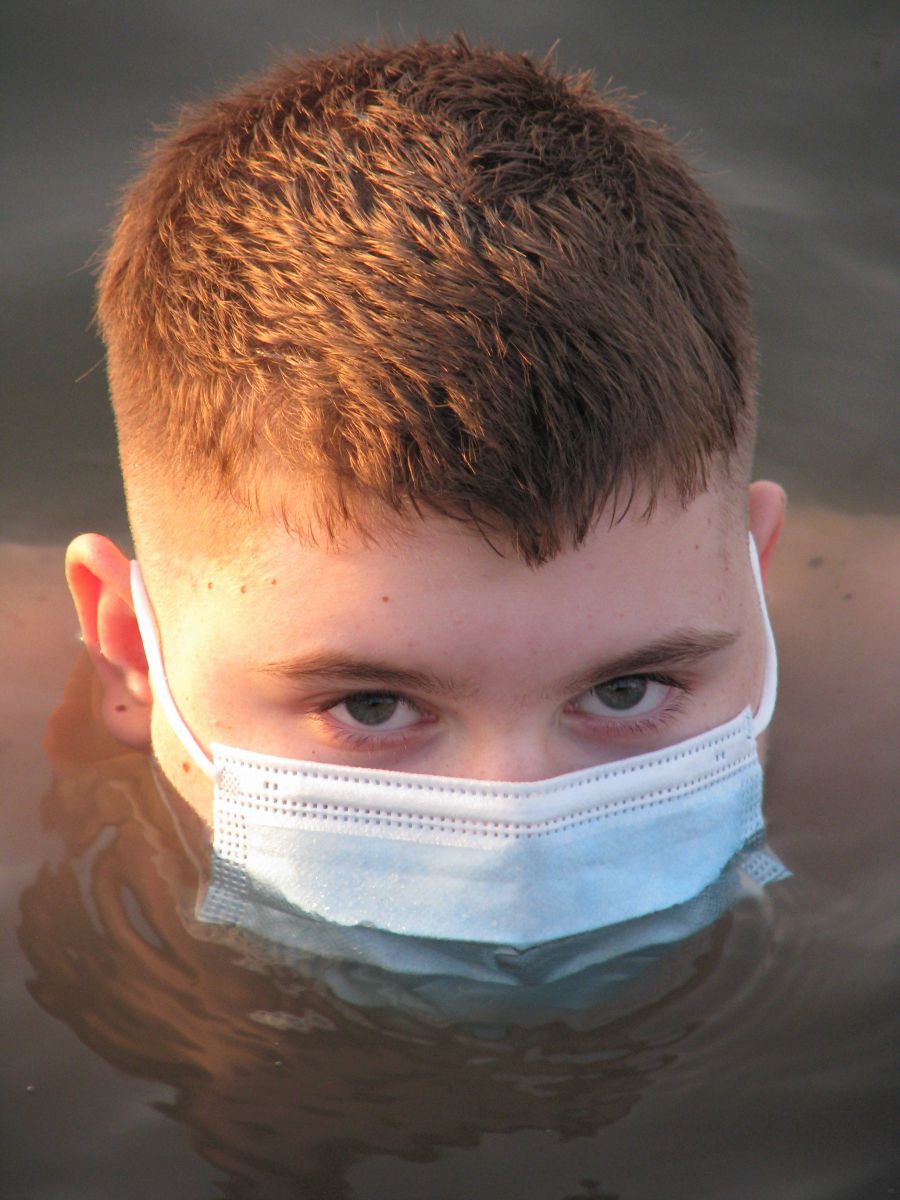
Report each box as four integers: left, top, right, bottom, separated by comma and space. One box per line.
129, 560, 221, 781
749, 531, 778, 738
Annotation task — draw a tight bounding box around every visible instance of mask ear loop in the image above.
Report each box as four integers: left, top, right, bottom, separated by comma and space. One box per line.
748, 532, 778, 737
129, 561, 221, 781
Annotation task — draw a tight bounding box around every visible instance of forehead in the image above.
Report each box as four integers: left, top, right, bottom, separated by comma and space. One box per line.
156, 484, 747, 662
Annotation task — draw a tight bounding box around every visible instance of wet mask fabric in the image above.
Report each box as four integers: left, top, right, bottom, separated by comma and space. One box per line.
131, 535, 787, 952
167, 818, 786, 1026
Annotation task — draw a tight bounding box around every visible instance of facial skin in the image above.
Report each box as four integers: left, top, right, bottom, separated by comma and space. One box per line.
66, 480, 785, 827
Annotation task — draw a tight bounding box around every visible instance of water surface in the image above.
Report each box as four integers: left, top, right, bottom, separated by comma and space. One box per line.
1, 3, 897, 1196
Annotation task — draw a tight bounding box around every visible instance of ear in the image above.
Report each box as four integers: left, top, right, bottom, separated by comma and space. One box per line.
65, 533, 152, 749
748, 480, 787, 582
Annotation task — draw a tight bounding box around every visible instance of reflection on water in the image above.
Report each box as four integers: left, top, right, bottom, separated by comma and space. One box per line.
17, 654, 733, 1197
8, 623, 896, 1198
1, 513, 896, 1198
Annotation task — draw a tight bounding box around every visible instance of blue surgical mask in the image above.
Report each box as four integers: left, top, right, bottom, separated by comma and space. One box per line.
130, 534, 787, 955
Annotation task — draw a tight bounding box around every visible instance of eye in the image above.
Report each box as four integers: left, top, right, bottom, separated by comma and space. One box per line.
325, 691, 422, 732
573, 675, 672, 719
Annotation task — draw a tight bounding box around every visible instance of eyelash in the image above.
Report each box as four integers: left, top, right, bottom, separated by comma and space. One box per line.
314, 673, 691, 749
317, 725, 420, 752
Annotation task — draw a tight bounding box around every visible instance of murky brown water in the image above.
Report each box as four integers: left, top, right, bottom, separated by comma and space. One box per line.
1, 3, 897, 1197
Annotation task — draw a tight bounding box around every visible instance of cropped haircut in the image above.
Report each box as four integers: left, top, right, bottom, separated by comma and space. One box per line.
98, 35, 757, 565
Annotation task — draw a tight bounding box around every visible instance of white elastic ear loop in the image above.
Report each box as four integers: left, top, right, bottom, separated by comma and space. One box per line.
129, 561, 220, 780
748, 532, 778, 737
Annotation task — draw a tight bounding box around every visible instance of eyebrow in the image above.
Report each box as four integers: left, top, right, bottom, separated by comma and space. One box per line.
556, 629, 740, 697
258, 629, 740, 698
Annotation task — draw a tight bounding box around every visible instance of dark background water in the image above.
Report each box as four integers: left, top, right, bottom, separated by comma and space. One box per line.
1, 0, 897, 543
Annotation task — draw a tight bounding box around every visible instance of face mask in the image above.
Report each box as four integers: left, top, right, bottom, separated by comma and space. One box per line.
130, 534, 786, 953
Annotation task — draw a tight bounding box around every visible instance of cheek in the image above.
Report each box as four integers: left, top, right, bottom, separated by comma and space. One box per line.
715, 642, 763, 724
162, 612, 243, 723
669, 646, 760, 742
150, 706, 215, 826
726, 655, 760, 716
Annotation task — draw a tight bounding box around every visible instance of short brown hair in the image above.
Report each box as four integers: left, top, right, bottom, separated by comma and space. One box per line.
99, 35, 756, 564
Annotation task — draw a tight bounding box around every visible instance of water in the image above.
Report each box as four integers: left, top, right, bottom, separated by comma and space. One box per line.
1, 3, 897, 1196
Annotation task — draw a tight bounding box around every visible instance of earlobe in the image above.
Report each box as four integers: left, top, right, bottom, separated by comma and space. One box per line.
748, 480, 787, 582
65, 533, 152, 749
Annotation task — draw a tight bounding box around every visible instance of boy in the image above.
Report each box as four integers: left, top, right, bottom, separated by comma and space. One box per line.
64, 37, 788, 950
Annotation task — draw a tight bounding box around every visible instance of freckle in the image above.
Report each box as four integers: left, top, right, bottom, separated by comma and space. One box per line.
182, 761, 191, 773
381, 595, 390, 603
115, 704, 127, 712
842, 592, 853, 601
808, 556, 824, 568
207, 581, 213, 590
240, 584, 247, 594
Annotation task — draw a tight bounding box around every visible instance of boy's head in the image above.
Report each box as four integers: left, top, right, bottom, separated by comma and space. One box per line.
99, 36, 757, 569
67, 37, 784, 822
